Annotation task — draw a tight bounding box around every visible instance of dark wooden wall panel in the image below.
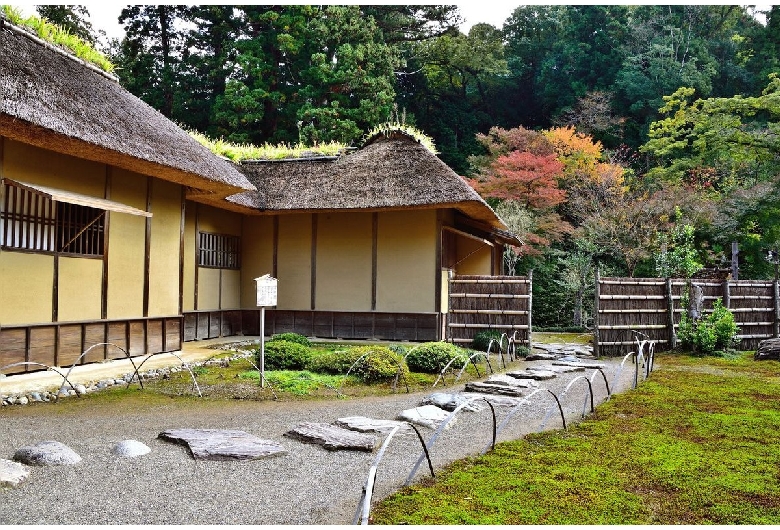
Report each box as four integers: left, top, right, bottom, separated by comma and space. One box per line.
147, 319, 163, 353
107, 322, 129, 359
83, 324, 106, 363
129, 321, 146, 356
165, 318, 181, 351
57, 325, 83, 367
0, 329, 27, 373
28, 327, 56, 366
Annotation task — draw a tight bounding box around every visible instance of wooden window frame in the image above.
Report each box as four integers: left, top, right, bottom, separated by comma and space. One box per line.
1, 181, 105, 258
198, 231, 241, 270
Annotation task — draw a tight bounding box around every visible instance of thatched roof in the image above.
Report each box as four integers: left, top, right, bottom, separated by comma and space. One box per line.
229, 131, 512, 233
0, 16, 254, 196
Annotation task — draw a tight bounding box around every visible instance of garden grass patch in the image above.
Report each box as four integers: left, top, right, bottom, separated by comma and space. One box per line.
371, 352, 780, 525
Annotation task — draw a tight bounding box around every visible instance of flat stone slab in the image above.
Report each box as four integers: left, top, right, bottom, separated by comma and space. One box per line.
13, 441, 81, 466
506, 370, 557, 381
159, 429, 287, 461
485, 374, 538, 388
461, 393, 523, 407
334, 416, 412, 434
528, 364, 585, 374
525, 352, 560, 361
552, 361, 605, 370
284, 422, 377, 452
398, 405, 452, 430
111, 440, 151, 458
420, 392, 483, 412
464, 382, 524, 397
0, 458, 29, 488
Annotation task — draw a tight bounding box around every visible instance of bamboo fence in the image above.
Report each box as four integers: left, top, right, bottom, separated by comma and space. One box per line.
594, 273, 780, 356
447, 274, 532, 348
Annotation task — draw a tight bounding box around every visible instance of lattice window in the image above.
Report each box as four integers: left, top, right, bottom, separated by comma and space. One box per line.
198, 231, 241, 269
1, 181, 105, 257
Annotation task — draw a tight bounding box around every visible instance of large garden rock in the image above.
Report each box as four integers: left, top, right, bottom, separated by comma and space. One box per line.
528, 364, 585, 374
552, 360, 606, 369
0, 458, 29, 488
525, 352, 560, 361
464, 381, 525, 397
398, 405, 452, 430
284, 422, 377, 451
755, 338, 780, 360
420, 392, 483, 412
111, 440, 151, 458
159, 429, 287, 461
13, 441, 81, 466
334, 416, 412, 434
506, 369, 557, 381
485, 374, 538, 388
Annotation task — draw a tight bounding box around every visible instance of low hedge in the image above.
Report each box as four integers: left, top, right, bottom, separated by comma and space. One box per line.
269, 332, 311, 347
306, 345, 407, 383
405, 342, 468, 374
256, 340, 312, 371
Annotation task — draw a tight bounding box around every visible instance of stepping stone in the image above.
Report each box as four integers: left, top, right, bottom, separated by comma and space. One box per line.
13, 441, 81, 466
420, 392, 483, 412
285, 422, 377, 452
464, 382, 524, 397
462, 393, 524, 407
159, 429, 287, 461
552, 361, 606, 369
0, 458, 29, 488
111, 440, 151, 458
525, 352, 560, 361
398, 405, 452, 430
506, 370, 557, 381
485, 374, 538, 388
334, 416, 412, 434
529, 364, 585, 374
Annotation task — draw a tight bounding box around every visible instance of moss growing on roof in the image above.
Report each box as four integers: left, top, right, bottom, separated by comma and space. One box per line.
1, 5, 114, 74
363, 123, 438, 154
188, 129, 348, 162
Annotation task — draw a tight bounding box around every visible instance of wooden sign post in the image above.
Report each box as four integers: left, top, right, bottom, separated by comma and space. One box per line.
254, 275, 278, 387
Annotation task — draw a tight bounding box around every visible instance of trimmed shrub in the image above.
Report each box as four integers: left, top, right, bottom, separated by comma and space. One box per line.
406, 342, 467, 374
306, 346, 407, 383
269, 332, 311, 347
472, 330, 503, 352
256, 340, 312, 370
678, 298, 739, 355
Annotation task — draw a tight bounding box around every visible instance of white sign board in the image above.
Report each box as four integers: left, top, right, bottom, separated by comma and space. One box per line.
254, 275, 278, 307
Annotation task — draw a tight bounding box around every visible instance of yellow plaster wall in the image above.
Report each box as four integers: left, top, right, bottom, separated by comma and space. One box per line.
455, 237, 493, 275
221, 269, 241, 309
106, 169, 147, 319
58, 257, 102, 321
276, 214, 312, 310
0, 252, 54, 325
315, 212, 372, 311
182, 202, 197, 312
376, 210, 437, 313
197, 204, 242, 235
241, 215, 275, 309
197, 267, 221, 309
147, 179, 181, 316
3, 139, 104, 194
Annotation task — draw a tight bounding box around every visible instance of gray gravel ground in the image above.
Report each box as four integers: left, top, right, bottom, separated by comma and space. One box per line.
0, 356, 642, 525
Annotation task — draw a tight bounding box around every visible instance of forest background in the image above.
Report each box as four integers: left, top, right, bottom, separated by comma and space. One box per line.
28, 4, 780, 329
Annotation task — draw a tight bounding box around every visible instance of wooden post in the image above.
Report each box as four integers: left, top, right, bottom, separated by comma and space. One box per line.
774, 279, 779, 339
666, 277, 677, 349
723, 278, 731, 309
593, 267, 600, 359
527, 269, 533, 348
731, 241, 739, 280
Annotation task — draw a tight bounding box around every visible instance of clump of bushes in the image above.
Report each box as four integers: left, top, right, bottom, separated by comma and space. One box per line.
471, 330, 502, 352
677, 298, 739, 355
255, 340, 311, 370
405, 342, 468, 373
306, 345, 407, 383
270, 332, 311, 347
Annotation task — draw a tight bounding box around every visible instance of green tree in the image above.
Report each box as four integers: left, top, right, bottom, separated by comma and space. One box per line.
654, 220, 704, 278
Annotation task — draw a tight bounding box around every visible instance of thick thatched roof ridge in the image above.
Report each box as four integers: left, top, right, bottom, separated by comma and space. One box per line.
0, 17, 254, 195
228, 132, 509, 231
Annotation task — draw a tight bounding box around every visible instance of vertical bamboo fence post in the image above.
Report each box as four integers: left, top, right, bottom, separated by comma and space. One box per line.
723, 278, 731, 309
774, 279, 779, 338
593, 266, 600, 359
527, 269, 533, 347
666, 277, 677, 349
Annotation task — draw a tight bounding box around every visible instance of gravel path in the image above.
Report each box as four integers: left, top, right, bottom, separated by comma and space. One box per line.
0, 357, 642, 525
